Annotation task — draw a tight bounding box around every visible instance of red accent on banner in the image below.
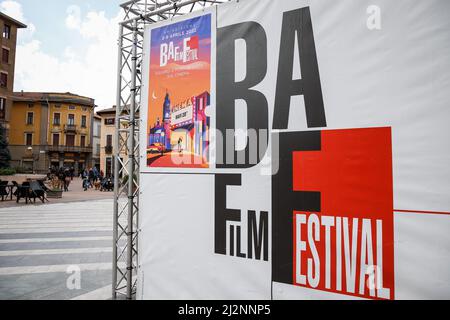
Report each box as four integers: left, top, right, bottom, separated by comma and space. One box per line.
394, 209, 450, 216
187, 36, 199, 49
292, 127, 395, 300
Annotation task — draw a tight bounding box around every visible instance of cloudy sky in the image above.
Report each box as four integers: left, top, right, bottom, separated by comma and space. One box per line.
0, 0, 124, 107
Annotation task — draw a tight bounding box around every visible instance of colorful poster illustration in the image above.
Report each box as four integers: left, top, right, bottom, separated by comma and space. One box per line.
147, 14, 212, 168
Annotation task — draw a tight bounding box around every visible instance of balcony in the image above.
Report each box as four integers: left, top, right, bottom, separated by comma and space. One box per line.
46, 145, 92, 153
64, 124, 77, 133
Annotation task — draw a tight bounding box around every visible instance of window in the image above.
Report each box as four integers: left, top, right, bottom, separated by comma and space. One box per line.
81, 115, 87, 128
105, 157, 112, 177
94, 123, 101, 136
3, 25, 11, 39
69, 105, 76, 110
28, 103, 34, 108
26, 112, 33, 125
66, 135, 75, 147
106, 134, 113, 147
105, 135, 113, 154
25, 133, 32, 146
53, 113, 61, 125
68, 114, 75, 125
2, 48, 9, 64
53, 134, 60, 146
0, 73, 7, 87
55, 104, 61, 109
80, 136, 86, 147
0, 97, 5, 120
105, 118, 115, 125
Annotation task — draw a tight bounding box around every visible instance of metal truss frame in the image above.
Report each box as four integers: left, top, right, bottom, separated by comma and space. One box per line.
113, 0, 229, 300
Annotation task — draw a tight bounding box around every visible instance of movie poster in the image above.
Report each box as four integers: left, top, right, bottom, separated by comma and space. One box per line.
147, 14, 212, 168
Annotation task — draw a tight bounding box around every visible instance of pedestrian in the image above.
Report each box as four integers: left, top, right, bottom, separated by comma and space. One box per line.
81, 169, 89, 191
70, 167, 75, 181
64, 168, 71, 191
93, 166, 99, 183
88, 168, 95, 188
58, 168, 67, 192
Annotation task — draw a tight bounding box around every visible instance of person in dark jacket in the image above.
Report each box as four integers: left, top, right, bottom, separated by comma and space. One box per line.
81, 169, 89, 191
58, 168, 68, 192
64, 168, 71, 191
88, 168, 94, 188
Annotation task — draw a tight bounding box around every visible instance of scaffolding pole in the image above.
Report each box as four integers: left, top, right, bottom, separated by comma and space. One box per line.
113, 0, 229, 300
112, 23, 123, 301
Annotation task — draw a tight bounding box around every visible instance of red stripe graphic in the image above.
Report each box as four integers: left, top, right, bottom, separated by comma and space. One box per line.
394, 210, 450, 216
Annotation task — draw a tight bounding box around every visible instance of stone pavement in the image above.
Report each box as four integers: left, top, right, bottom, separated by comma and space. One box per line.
0, 196, 118, 300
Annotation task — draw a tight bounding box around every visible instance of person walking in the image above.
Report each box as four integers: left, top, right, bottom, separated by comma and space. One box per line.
88, 168, 94, 188
93, 166, 99, 183
58, 168, 67, 192
81, 169, 89, 191
64, 168, 71, 191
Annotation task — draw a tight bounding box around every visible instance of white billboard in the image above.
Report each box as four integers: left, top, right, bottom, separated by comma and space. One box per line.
138, 0, 450, 300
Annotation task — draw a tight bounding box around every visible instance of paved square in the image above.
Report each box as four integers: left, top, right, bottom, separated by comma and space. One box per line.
0, 197, 117, 300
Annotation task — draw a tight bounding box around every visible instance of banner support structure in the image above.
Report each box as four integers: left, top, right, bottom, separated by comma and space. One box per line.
113, 0, 229, 300
112, 23, 123, 301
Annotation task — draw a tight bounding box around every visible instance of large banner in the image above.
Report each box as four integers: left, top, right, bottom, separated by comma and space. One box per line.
139, 0, 450, 300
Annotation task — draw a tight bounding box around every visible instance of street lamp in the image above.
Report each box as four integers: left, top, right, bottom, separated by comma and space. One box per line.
27, 146, 41, 174
27, 147, 34, 174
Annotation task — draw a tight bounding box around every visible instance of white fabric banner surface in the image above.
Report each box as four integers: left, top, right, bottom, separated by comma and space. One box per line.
138, 0, 450, 300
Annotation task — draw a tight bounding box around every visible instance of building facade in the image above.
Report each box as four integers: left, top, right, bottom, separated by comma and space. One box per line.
9, 92, 95, 174
0, 12, 26, 138
97, 107, 117, 177
97, 106, 130, 178
93, 114, 101, 170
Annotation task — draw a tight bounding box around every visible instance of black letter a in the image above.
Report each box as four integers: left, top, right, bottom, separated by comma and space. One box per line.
273, 7, 327, 129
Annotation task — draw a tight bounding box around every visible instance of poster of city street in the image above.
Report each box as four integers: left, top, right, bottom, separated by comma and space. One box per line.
146, 14, 211, 168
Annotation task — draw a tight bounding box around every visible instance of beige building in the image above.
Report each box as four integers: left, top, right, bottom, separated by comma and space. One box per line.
9, 92, 95, 174
97, 106, 129, 178
0, 12, 26, 139
92, 114, 101, 170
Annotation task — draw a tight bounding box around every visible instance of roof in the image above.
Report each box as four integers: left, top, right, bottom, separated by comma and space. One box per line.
96, 106, 140, 117
12, 92, 95, 107
0, 11, 27, 28
96, 106, 116, 115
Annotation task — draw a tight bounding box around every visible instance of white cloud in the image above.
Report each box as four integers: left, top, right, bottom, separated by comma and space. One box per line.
1, 0, 25, 22
13, 3, 123, 107
0, 0, 35, 40
65, 5, 81, 30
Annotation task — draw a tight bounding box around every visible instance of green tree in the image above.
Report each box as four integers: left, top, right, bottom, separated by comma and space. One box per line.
0, 126, 11, 169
